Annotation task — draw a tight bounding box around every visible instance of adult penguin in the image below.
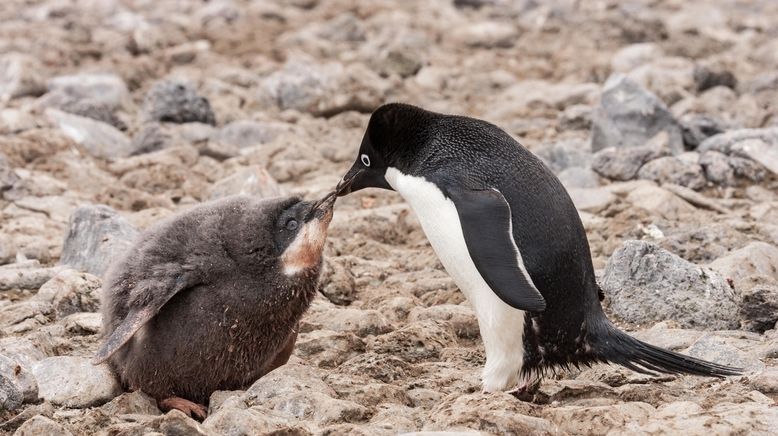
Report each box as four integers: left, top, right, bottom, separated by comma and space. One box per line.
338, 103, 739, 393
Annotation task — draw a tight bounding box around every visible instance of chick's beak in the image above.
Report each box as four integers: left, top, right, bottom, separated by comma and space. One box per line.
306, 190, 337, 222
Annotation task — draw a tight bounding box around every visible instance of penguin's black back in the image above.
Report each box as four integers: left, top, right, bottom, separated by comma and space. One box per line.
399, 108, 738, 377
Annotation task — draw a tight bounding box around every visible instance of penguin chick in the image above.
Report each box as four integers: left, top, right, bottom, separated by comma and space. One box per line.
338, 103, 740, 393
94, 192, 340, 419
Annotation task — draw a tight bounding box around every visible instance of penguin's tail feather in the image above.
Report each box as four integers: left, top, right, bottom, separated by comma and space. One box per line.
591, 320, 742, 377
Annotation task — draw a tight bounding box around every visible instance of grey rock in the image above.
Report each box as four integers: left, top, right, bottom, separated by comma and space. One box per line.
0, 263, 65, 291
207, 390, 243, 415
625, 184, 697, 220
685, 334, 764, 372
728, 154, 767, 183
35, 270, 102, 317
56, 100, 127, 131
693, 65, 737, 93
590, 74, 683, 154
13, 415, 73, 436
611, 43, 664, 73
637, 156, 706, 190
699, 150, 736, 185
153, 410, 207, 435
592, 132, 671, 181
751, 369, 778, 394
452, 21, 518, 48
244, 364, 367, 425
46, 109, 134, 160
534, 138, 591, 173
214, 120, 282, 148
207, 166, 283, 200
0, 354, 38, 403
245, 363, 334, 406
601, 240, 739, 330
142, 81, 216, 125
60, 205, 138, 277
558, 104, 592, 130
698, 127, 778, 154
679, 113, 726, 149
662, 183, 729, 214
63, 312, 102, 335
557, 167, 600, 189
0, 153, 18, 191
101, 390, 160, 416
731, 138, 778, 177
32, 356, 121, 407
738, 284, 778, 333
625, 57, 695, 106
260, 57, 341, 113
0, 403, 54, 433
1, 373, 23, 412
708, 242, 778, 290
567, 187, 616, 213
131, 123, 171, 155
378, 49, 424, 78
0, 53, 46, 100
46, 73, 128, 110
699, 150, 766, 186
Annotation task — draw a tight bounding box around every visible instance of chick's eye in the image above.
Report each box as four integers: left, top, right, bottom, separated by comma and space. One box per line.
285, 219, 298, 231
360, 153, 371, 167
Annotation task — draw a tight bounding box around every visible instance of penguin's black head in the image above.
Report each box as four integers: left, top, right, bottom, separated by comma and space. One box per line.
338, 103, 433, 196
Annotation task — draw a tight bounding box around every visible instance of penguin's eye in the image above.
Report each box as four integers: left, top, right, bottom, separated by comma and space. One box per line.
285, 219, 298, 231
360, 154, 371, 167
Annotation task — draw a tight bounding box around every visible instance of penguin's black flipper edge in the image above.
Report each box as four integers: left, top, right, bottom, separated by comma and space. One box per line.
446, 187, 547, 312
92, 275, 195, 365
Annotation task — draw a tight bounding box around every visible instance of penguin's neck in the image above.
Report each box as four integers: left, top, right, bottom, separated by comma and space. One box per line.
384, 167, 527, 392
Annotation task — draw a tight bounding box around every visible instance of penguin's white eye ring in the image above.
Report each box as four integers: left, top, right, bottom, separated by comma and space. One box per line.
360, 154, 371, 167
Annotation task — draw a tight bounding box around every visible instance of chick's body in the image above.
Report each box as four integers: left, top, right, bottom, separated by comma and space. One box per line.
98, 195, 332, 408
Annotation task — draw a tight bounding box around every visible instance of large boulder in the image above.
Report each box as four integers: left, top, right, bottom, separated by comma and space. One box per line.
590, 75, 684, 154
601, 240, 739, 330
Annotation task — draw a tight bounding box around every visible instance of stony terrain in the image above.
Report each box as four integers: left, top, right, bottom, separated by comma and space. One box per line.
2, 0, 778, 434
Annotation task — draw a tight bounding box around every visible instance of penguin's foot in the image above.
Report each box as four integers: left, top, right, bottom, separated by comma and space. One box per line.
507, 377, 542, 402
158, 397, 207, 421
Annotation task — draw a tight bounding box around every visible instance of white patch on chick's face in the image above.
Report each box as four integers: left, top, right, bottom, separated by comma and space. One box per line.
281, 209, 333, 276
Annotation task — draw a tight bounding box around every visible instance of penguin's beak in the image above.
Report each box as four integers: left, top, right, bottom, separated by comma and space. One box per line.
306, 190, 338, 223
337, 165, 391, 196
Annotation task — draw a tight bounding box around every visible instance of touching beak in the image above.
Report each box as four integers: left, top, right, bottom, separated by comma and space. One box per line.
335, 168, 363, 197
337, 164, 392, 197
306, 190, 338, 222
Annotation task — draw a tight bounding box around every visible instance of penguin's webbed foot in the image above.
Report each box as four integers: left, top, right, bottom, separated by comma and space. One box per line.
158, 396, 208, 421
507, 377, 543, 402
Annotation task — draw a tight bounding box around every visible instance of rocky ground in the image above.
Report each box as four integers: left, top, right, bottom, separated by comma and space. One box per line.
1, 0, 778, 434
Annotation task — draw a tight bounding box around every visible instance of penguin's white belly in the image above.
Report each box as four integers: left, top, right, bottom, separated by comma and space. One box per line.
385, 168, 526, 391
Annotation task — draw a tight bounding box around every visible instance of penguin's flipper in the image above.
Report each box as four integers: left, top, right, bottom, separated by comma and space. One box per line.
446, 187, 547, 312
92, 274, 195, 365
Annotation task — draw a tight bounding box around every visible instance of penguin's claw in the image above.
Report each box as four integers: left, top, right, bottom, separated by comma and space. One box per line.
159, 397, 208, 421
